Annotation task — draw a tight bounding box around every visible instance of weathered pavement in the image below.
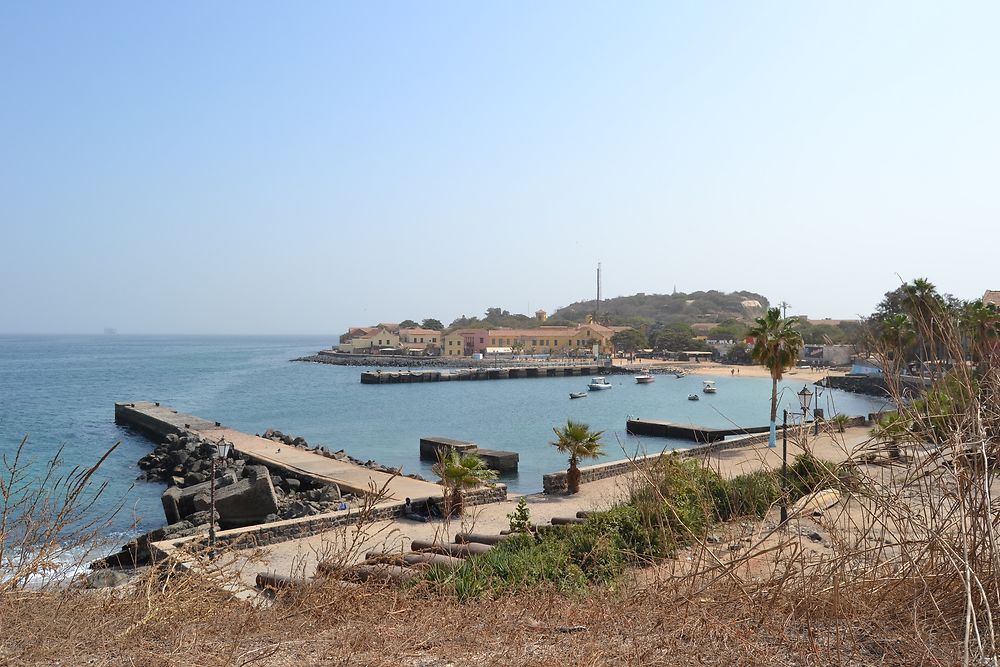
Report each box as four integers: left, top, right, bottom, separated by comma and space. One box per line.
115, 401, 442, 501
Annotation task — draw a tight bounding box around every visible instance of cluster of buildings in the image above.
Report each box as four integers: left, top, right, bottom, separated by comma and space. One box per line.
337, 320, 630, 358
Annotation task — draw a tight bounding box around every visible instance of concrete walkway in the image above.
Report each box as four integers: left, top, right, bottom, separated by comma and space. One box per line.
227, 425, 875, 589
116, 401, 442, 501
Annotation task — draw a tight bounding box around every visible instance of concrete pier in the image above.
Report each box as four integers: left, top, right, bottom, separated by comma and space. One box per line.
115, 401, 444, 500
626, 418, 814, 443
626, 419, 772, 443
361, 363, 609, 384
419, 436, 519, 473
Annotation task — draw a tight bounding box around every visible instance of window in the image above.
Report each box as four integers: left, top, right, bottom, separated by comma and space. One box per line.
480, 337, 484, 343
432, 337, 436, 343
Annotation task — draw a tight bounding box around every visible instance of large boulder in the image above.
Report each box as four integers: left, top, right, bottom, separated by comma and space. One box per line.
190, 466, 279, 528
161, 471, 239, 524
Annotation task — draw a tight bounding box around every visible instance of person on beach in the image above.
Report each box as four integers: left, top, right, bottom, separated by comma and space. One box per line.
403, 497, 428, 522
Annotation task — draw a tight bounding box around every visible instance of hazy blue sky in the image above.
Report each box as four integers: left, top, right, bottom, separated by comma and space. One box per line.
2, 2, 998, 334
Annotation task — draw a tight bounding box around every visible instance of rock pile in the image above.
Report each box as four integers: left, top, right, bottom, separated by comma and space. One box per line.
260, 428, 427, 481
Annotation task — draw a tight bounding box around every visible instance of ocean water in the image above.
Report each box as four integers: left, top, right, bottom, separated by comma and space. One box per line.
0, 335, 890, 536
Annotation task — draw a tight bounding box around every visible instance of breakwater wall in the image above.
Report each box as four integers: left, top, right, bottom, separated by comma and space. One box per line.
821, 374, 927, 398
360, 364, 614, 384
543, 415, 873, 493
298, 351, 616, 370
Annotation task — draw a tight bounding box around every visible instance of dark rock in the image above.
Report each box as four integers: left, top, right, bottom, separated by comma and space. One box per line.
284, 478, 301, 492
808, 531, 823, 542
184, 471, 207, 486
83, 569, 129, 589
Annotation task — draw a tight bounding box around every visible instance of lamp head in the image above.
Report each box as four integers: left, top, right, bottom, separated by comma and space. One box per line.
215, 439, 232, 459
798, 384, 813, 410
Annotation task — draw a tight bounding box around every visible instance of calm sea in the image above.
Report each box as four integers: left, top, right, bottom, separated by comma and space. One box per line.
0, 335, 889, 536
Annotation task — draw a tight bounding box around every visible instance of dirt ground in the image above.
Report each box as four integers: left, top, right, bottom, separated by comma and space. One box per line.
225, 425, 874, 589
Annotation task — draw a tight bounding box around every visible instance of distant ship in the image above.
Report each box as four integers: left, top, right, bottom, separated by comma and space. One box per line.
103, 328, 118, 335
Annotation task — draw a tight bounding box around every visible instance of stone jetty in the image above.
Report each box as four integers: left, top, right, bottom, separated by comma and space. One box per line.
419, 436, 519, 473
360, 363, 612, 384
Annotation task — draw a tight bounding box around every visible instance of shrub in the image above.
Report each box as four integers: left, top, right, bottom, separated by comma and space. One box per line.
715, 470, 780, 521
506, 497, 531, 533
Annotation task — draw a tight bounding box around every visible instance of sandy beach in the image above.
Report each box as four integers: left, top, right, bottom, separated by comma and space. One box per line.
611, 358, 843, 383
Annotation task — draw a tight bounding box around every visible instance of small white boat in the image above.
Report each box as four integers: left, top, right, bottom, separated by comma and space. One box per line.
569, 392, 587, 399
688, 393, 700, 401
703, 380, 718, 394
675, 371, 687, 378
587, 377, 613, 391
634, 370, 655, 384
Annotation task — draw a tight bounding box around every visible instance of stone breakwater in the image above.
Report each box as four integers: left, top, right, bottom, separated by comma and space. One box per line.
295, 351, 627, 371
102, 428, 429, 569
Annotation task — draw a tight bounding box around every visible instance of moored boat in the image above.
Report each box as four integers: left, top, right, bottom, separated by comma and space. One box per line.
587, 377, 613, 391
634, 370, 655, 384
569, 392, 587, 399
688, 393, 700, 401
703, 380, 717, 394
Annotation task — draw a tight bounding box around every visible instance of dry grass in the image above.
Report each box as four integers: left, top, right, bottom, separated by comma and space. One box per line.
3, 291, 999, 665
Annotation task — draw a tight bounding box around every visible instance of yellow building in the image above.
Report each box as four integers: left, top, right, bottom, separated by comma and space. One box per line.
348, 326, 399, 353
487, 324, 623, 356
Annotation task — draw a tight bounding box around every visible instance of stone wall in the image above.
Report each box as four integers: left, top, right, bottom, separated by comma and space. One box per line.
542, 417, 872, 494
176, 482, 508, 551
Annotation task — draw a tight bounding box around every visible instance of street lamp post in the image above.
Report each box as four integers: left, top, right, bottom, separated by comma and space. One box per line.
208, 437, 232, 547
813, 385, 824, 435
780, 409, 789, 525
798, 384, 813, 450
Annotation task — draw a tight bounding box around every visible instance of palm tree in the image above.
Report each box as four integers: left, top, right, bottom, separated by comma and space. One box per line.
550, 420, 604, 493
960, 299, 1000, 362
431, 450, 498, 516
748, 308, 804, 449
901, 278, 946, 378
878, 313, 916, 375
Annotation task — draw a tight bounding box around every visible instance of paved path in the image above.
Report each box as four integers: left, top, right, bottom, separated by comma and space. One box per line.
115, 401, 442, 501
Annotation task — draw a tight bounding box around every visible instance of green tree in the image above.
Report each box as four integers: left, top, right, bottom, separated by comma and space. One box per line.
722, 342, 752, 364
398, 319, 419, 329
550, 420, 605, 494
748, 308, 804, 449
431, 450, 498, 516
421, 318, 444, 331
611, 329, 647, 353
959, 299, 1000, 362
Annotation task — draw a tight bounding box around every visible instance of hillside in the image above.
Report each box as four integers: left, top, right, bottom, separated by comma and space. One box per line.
552, 290, 770, 325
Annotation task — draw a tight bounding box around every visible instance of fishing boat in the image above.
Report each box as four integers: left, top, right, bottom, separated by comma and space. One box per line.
687, 393, 700, 401
569, 392, 588, 399
675, 371, 687, 378
634, 370, 655, 384
703, 380, 717, 394
587, 377, 613, 391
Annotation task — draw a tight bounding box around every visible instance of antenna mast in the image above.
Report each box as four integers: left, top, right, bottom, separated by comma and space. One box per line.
596, 262, 602, 323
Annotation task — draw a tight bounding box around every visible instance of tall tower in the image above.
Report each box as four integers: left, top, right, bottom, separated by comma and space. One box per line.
596, 262, 602, 324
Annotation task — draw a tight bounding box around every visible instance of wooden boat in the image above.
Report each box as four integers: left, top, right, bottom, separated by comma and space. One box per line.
702, 380, 718, 394
569, 392, 587, 399
687, 393, 700, 401
634, 370, 655, 384
587, 377, 613, 391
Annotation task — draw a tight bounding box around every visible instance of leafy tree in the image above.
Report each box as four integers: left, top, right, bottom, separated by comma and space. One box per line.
550, 420, 605, 494
649, 323, 709, 352
421, 318, 444, 331
398, 319, 419, 329
611, 329, 647, 353
723, 342, 752, 364
431, 450, 498, 516
748, 308, 804, 449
